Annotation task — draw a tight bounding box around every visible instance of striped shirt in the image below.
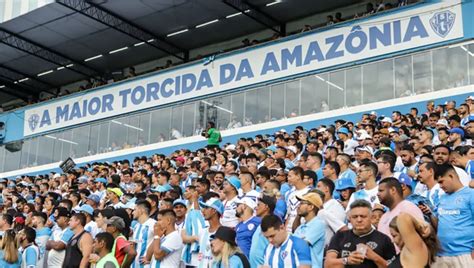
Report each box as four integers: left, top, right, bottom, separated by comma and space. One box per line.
131, 217, 156, 268
263, 234, 312, 268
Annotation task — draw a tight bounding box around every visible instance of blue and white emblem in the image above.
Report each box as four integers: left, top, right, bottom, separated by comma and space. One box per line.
430, 10, 455, 38
28, 113, 40, 132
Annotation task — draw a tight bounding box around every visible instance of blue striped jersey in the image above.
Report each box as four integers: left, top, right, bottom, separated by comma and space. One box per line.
263, 234, 312, 268
131, 217, 156, 268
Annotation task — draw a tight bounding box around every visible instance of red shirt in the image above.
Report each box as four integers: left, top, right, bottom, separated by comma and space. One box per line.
114, 236, 131, 265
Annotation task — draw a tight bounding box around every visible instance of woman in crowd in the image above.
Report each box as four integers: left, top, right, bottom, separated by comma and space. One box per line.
0, 229, 21, 267
389, 213, 440, 268
210, 226, 249, 268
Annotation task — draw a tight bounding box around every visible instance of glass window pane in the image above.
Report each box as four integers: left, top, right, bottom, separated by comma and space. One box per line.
109, 118, 128, 150
413, 52, 432, 94
363, 60, 394, 104
469, 44, 474, 85
346, 67, 362, 107
433, 46, 468, 91
138, 113, 151, 145
245, 87, 271, 126
395, 56, 413, 97
72, 125, 90, 157
89, 124, 99, 155
37, 136, 54, 165
182, 103, 195, 137
301, 74, 329, 114
285, 80, 300, 117
20, 139, 33, 169
0, 146, 4, 172
61, 130, 74, 158
270, 83, 285, 120
231, 93, 245, 127
127, 115, 140, 147
4, 146, 21, 172
171, 106, 183, 139
98, 122, 110, 153
51, 132, 63, 162
204, 96, 232, 131
329, 70, 345, 110
150, 108, 171, 143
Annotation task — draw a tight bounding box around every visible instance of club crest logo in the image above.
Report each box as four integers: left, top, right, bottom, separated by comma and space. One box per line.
430, 10, 455, 38
28, 114, 40, 132
280, 250, 288, 260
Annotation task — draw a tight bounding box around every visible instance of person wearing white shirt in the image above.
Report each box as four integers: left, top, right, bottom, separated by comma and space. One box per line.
149, 209, 183, 268
346, 161, 381, 212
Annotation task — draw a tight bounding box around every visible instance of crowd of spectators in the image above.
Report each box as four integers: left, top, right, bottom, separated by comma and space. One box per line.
0, 94, 472, 268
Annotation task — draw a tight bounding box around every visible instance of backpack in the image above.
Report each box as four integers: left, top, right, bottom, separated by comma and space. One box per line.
234, 252, 250, 268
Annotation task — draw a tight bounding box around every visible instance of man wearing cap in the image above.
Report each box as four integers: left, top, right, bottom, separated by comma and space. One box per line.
86, 194, 101, 209
235, 197, 261, 258
172, 199, 187, 233
249, 195, 275, 268
448, 127, 466, 149
337, 127, 359, 155
32, 211, 51, 268
80, 204, 99, 238
105, 216, 136, 268
294, 193, 326, 268
221, 176, 241, 228
198, 197, 224, 268
148, 209, 183, 268
107, 187, 125, 209
94, 178, 108, 201
46, 207, 74, 268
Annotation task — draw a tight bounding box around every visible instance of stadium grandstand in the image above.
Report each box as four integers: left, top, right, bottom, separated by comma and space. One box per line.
0, 0, 472, 267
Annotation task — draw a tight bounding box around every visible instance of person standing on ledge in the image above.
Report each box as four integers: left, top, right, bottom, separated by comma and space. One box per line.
203, 121, 221, 150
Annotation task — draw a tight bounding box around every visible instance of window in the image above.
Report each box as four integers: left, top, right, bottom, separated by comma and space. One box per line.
182, 103, 196, 137
328, 70, 345, 109
413, 52, 432, 94
363, 59, 394, 104
433, 47, 468, 91
469, 44, 474, 85
72, 125, 90, 157
150, 108, 171, 143
394, 56, 413, 97
270, 83, 285, 120
285, 80, 300, 117
346, 67, 362, 107
37, 135, 55, 165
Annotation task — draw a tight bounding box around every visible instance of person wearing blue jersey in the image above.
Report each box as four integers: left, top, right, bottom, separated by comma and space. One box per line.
432, 164, 474, 268
181, 185, 206, 267
249, 194, 275, 268
31, 211, 51, 268
235, 197, 260, 258
293, 193, 326, 268
451, 146, 474, 181
131, 200, 156, 268
336, 153, 357, 186
18, 227, 39, 268
261, 214, 312, 268
198, 196, 224, 268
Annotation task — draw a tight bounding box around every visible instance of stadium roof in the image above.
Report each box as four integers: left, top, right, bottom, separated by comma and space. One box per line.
0, 0, 358, 105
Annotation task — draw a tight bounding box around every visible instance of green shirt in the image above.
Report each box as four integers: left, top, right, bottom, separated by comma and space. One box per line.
207, 128, 221, 145
96, 252, 120, 268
